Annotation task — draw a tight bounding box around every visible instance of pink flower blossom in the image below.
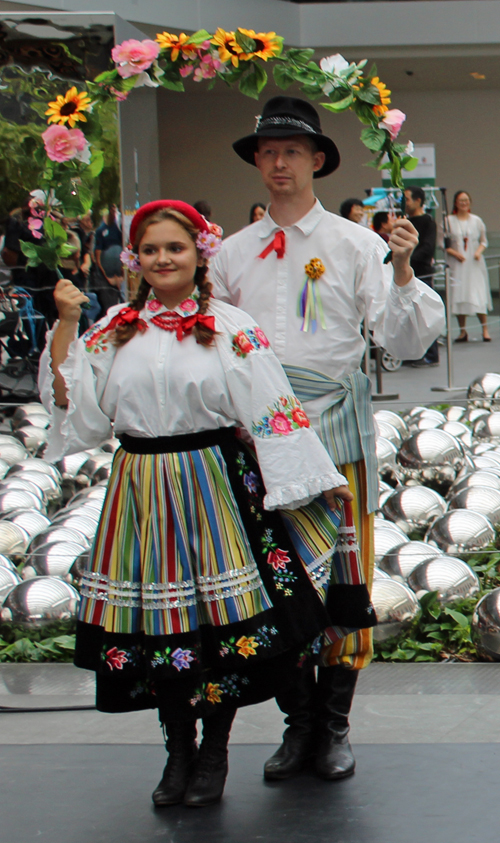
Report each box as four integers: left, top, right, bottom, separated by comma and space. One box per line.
193, 53, 223, 82
179, 65, 194, 78
120, 247, 141, 272
42, 125, 87, 163
105, 647, 128, 670
270, 412, 293, 435
146, 297, 162, 312
111, 39, 160, 78
196, 230, 222, 258
109, 87, 129, 102
267, 548, 291, 571
379, 109, 406, 141
254, 327, 270, 348
179, 297, 197, 313
28, 217, 43, 239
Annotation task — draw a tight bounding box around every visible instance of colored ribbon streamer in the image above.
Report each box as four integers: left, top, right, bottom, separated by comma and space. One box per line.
297, 277, 326, 333
258, 230, 286, 260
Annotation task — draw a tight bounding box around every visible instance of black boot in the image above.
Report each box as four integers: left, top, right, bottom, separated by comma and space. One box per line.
315, 665, 358, 780
152, 720, 198, 807
263, 667, 316, 781
184, 708, 236, 807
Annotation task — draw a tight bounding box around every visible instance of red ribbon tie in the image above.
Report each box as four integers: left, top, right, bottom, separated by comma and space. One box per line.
258, 230, 286, 260
176, 313, 216, 341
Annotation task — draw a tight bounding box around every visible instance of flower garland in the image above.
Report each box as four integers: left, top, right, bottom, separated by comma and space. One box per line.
21, 27, 417, 275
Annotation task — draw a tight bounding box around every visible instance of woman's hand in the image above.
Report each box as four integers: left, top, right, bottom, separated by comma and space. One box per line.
474, 248, 483, 261
324, 485, 354, 511
446, 248, 466, 263
54, 278, 89, 323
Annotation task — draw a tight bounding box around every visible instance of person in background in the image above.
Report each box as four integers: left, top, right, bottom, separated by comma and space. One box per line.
96, 244, 125, 315
444, 190, 492, 343
249, 202, 266, 224
94, 204, 122, 280
193, 200, 212, 221
59, 218, 82, 285
339, 198, 365, 224
404, 186, 439, 366
372, 211, 394, 243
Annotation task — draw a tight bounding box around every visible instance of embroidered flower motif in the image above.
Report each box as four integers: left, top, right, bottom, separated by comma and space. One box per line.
252, 395, 311, 438
196, 230, 222, 259
179, 297, 197, 314
206, 682, 222, 704
146, 297, 163, 312
83, 324, 109, 355
231, 327, 270, 357
171, 647, 195, 671
243, 471, 259, 494
267, 548, 290, 571
105, 647, 128, 670
189, 692, 203, 707
236, 635, 259, 659
291, 407, 310, 428
269, 412, 293, 435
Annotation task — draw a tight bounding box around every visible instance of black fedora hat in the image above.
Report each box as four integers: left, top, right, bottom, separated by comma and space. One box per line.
232, 95, 340, 178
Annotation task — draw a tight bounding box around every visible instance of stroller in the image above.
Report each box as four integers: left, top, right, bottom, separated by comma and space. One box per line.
0, 281, 46, 400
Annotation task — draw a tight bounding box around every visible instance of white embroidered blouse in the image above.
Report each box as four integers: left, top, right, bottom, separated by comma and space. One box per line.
38, 293, 347, 511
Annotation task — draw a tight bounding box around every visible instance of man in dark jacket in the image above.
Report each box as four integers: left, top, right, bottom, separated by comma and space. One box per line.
405, 186, 439, 366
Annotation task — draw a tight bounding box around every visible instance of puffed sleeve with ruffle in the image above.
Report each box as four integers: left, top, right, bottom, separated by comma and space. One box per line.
38, 305, 123, 461
212, 300, 347, 511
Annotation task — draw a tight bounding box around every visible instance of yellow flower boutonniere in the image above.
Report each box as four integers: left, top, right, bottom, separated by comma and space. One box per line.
298, 258, 326, 333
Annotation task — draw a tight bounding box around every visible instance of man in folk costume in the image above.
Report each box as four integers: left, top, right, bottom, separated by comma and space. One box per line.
210, 96, 445, 782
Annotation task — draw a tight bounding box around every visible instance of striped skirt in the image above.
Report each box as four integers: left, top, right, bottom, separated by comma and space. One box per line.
75, 428, 374, 719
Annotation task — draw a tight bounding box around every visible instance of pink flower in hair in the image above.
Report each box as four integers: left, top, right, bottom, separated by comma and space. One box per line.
196, 230, 222, 258
111, 39, 160, 78
120, 247, 141, 272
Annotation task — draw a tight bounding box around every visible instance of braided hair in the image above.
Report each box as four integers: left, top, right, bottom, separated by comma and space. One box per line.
111, 208, 217, 347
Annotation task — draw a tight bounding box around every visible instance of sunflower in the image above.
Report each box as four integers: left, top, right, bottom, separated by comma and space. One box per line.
371, 76, 391, 117
156, 31, 198, 62
235, 29, 283, 62
211, 28, 241, 67
45, 87, 91, 128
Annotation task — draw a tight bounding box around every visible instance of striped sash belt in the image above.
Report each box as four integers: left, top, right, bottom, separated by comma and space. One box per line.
284, 365, 378, 514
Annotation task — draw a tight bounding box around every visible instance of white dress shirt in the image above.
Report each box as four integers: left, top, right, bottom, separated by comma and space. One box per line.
39, 293, 347, 511
210, 200, 446, 379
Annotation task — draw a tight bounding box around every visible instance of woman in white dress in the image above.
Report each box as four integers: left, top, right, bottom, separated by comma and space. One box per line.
445, 191, 492, 342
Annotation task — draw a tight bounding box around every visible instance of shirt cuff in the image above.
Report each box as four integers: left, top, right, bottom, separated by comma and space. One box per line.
391, 272, 417, 299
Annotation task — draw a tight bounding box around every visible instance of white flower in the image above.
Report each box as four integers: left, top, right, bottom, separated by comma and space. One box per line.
134, 70, 159, 88
320, 54, 350, 76
74, 142, 91, 165
404, 140, 414, 155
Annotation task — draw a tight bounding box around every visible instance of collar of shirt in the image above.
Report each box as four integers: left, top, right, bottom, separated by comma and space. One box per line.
256, 198, 326, 240
142, 289, 200, 321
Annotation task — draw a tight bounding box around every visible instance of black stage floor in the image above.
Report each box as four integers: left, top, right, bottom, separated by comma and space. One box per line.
2, 743, 500, 843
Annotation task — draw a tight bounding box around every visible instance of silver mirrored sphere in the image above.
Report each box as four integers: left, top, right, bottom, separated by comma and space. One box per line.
474, 412, 500, 441
408, 416, 445, 433
450, 471, 500, 497
471, 443, 496, 456
100, 438, 120, 454
438, 421, 472, 450
0, 489, 43, 515
471, 589, 500, 661
0, 566, 21, 600
79, 454, 114, 480
68, 548, 90, 585
67, 485, 107, 507
0, 522, 30, 557
407, 556, 480, 604
0, 553, 19, 573
379, 540, 444, 581
375, 420, 401, 446
448, 486, 500, 527
397, 429, 466, 488
426, 509, 495, 554
468, 373, 500, 408
12, 471, 60, 504
374, 524, 409, 565
13, 427, 48, 456
0, 438, 28, 465
7, 458, 61, 484
446, 406, 467, 422
56, 452, 92, 479
373, 567, 392, 581
49, 511, 98, 540
374, 410, 408, 438
472, 454, 500, 472
377, 437, 401, 485
371, 579, 421, 642
0, 458, 10, 480
28, 527, 90, 552
11, 404, 48, 430
465, 408, 490, 425
382, 486, 447, 534
22, 540, 89, 580
0, 576, 80, 628
16, 416, 49, 431
1, 510, 51, 540
0, 478, 44, 502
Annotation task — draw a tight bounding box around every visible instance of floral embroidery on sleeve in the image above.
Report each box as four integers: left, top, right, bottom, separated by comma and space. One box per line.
83, 323, 111, 355
232, 326, 270, 357
252, 395, 310, 437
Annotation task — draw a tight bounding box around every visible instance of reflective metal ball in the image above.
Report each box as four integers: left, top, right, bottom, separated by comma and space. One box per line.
0, 522, 30, 557
13, 427, 48, 456
471, 589, 500, 661
379, 540, 444, 581
438, 421, 472, 450
49, 511, 98, 541
0, 566, 21, 600
472, 454, 500, 472
407, 556, 480, 604
382, 486, 447, 534
11, 404, 48, 430
377, 437, 400, 485
79, 454, 114, 480
374, 410, 408, 438
375, 420, 401, 446
374, 524, 409, 565
28, 526, 90, 551
22, 540, 89, 580
56, 452, 92, 479
1, 510, 51, 540
0, 576, 80, 628
0, 437, 28, 465
426, 509, 495, 554
450, 470, 500, 496
446, 406, 467, 422
7, 458, 61, 484
474, 413, 500, 441
100, 438, 120, 454
371, 579, 421, 642
468, 373, 500, 408
0, 489, 43, 515
397, 429, 467, 488
448, 486, 500, 527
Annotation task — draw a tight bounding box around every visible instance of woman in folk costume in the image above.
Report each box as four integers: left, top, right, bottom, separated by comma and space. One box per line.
39, 200, 375, 809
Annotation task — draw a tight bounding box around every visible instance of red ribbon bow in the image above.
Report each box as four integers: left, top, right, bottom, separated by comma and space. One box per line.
258, 230, 286, 260
91, 307, 148, 343
176, 313, 215, 341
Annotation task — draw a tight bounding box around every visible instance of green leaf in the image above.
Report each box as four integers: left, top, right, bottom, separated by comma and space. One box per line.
321, 94, 354, 113
234, 30, 257, 53
89, 148, 104, 178
360, 126, 386, 153
19, 240, 40, 260
356, 85, 380, 105
402, 155, 419, 172
273, 63, 296, 90
31, 244, 59, 270
44, 216, 67, 244
444, 608, 470, 629
286, 48, 315, 66
299, 83, 323, 100
184, 29, 212, 46
94, 70, 118, 85
390, 157, 403, 189
160, 76, 185, 93
366, 63, 378, 82
239, 64, 268, 99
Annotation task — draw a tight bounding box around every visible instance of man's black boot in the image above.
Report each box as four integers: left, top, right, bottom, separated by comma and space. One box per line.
184, 708, 236, 807
315, 665, 358, 780
152, 719, 198, 806
264, 667, 316, 781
